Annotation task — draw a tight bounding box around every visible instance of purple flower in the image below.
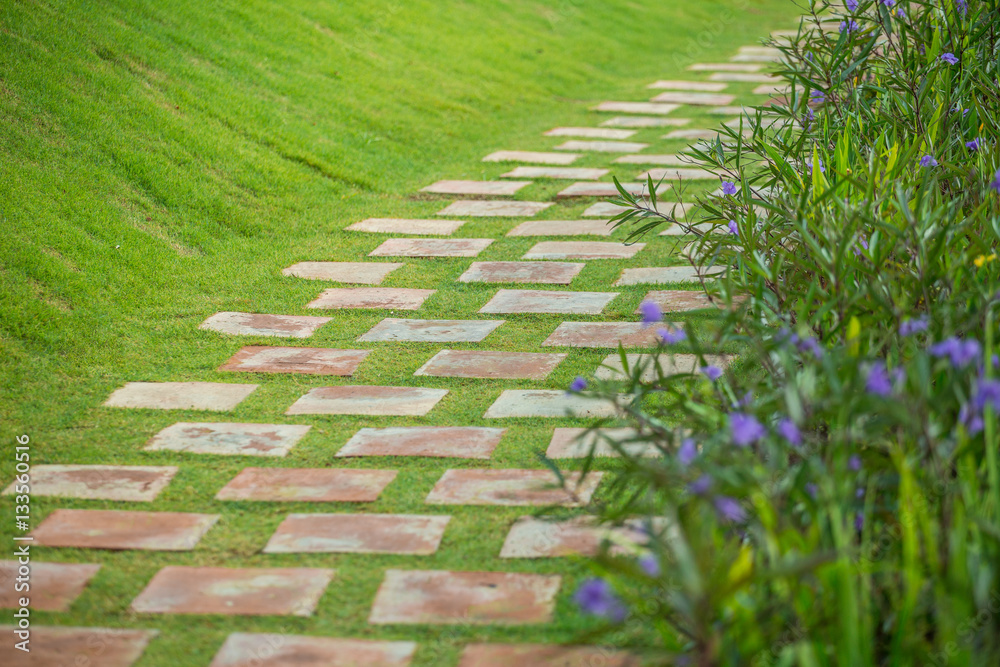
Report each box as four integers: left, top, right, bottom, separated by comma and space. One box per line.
854, 512, 865, 531
881, 0, 895, 6
805, 482, 818, 499
810, 90, 825, 103
956, 0, 968, 16
639, 300, 662, 325
919, 154, 938, 167
730, 413, 766, 446
960, 404, 985, 436
806, 157, 825, 174
856, 487, 865, 499
866, 361, 893, 397
896, 7, 906, 18
990, 169, 1000, 193
658, 326, 687, 344
839, 19, 859, 33
721, 181, 738, 196
777, 418, 802, 446
678, 438, 697, 466
700, 365, 723, 381
688, 475, 712, 495
900, 316, 928, 336
573, 578, 626, 621
727, 220, 739, 235
714, 496, 747, 523
929, 337, 981, 368
966, 138, 981, 152
973, 379, 1000, 412
848, 454, 862, 471
638, 555, 661, 577
795, 336, 825, 359
940, 53, 959, 65
804, 108, 815, 129
846, 0, 858, 10
568, 376, 588, 393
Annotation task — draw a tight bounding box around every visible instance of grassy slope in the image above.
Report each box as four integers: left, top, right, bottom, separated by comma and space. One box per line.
1, 0, 794, 664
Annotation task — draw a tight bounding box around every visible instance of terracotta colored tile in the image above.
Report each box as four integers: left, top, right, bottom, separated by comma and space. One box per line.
708, 72, 779, 82
541, 322, 661, 348
544, 127, 636, 139
103, 382, 258, 411
484, 390, 623, 419
415, 350, 566, 380
546, 428, 661, 458
595, 353, 731, 382
507, 220, 613, 237
583, 201, 688, 220
2, 627, 158, 667
614, 153, 688, 165
215, 468, 396, 502
499, 517, 646, 558
636, 289, 728, 312
286, 386, 448, 416
499, 166, 608, 180
650, 91, 735, 105
209, 634, 417, 667
557, 181, 666, 197
306, 287, 435, 310
264, 514, 450, 555
617, 266, 713, 285
458, 261, 583, 285
420, 180, 531, 196
0, 561, 101, 611
358, 318, 504, 343
346, 218, 465, 235
593, 101, 681, 115
337, 427, 505, 459
145, 422, 311, 457
369, 238, 493, 258
638, 167, 718, 180
482, 151, 580, 165
479, 290, 617, 315
600, 116, 691, 128
369, 569, 560, 625
663, 128, 722, 140
199, 311, 331, 338
687, 62, 765, 71
553, 140, 649, 153
130, 566, 333, 616
281, 261, 403, 283
522, 241, 644, 260
437, 200, 553, 217
1, 465, 176, 502
648, 80, 728, 91
219, 346, 369, 376
458, 643, 638, 667
426, 469, 602, 506
31, 509, 219, 551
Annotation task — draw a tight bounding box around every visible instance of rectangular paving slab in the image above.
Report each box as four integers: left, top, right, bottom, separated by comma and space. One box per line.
0, 561, 101, 611
498, 516, 643, 558
544, 127, 637, 139
220, 346, 370, 375
522, 241, 644, 260
541, 322, 661, 348
215, 468, 397, 502
130, 566, 333, 616
31, 509, 219, 551
688, 62, 765, 71
614, 153, 688, 165
282, 261, 403, 283
662, 128, 723, 140
616, 266, 712, 285
337, 427, 506, 459
104, 382, 258, 411
600, 116, 690, 127
546, 427, 659, 458
482, 150, 580, 165
200, 311, 332, 338
647, 79, 728, 91
145, 422, 312, 457
209, 634, 417, 667
636, 289, 728, 312
346, 218, 465, 235
506, 219, 613, 237
708, 72, 779, 82
557, 182, 667, 197
484, 390, 623, 418
286, 386, 448, 416
553, 140, 649, 153
263, 514, 451, 555
369, 238, 493, 257
436, 200, 553, 217
499, 166, 608, 180
2, 626, 159, 667
479, 289, 617, 315
306, 287, 435, 310
359, 317, 503, 342
458, 261, 583, 286
1, 465, 177, 502
458, 643, 638, 667
420, 180, 531, 196
415, 350, 566, 380
426, 469, 602, 507
595, 353, 730, 383
368, 569, 561, 625
638, 167, 719, 180
593, 101, 681, 115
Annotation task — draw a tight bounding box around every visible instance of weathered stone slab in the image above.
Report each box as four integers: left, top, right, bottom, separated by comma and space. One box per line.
544, 127, 637, 139
479, 290, 617, 315
426, 469, 602, 507
482, 151, 580, 165
557, 182, 667, 197
484, 390, 622, 418
130, 566, 333, 616
708, 72, 779, 83
458, 644, 638, 667
522, 241, 644, 260
583, 201, 685, 220
688, 62, 765, 71
616, 266, 713, 285
220, 346, 369, 375
553, 140, 649, 153
739, 46, 783, 56
541, 322, 661, 348
614, 153, 688, 165
358, 318, 504, 343
546, 427, 660, 458
663, 128, 722, 140
420, 180, 531, 196
286, 386, 448, 416
282, 262, 403, 283
638, 167, 719, 180
593, 101, 681, 115
369, 570, 560, 625
731, 53, 780, 62
337, 427, 505, 459
437, 200, 553, 217
104, 382, 258, 411
200, 312, 332, 338
0, 561, 101, 611
636, 289, 726, 312
306, 287, 435, 310
2, 627, 158, 667
753, 82, 790, 95
708, 105, 747, 115
346, 218, 465, 235
369, 238, 493, 258
415, 350, 566, 380
650, 91, 735, 105
215, 468, 396, 502
264, 514, 450, 555
209, 634, 417, 667
601, 117, 691, 128
647, 80, 728, 91
500, 166, 608, 180
145, 422, 311, 457
659, 221, 712, 236
1, 465, 176, 502
595, 353, 730, 382
499, 516, 646, 558
506, 220, 613, 237
31, 509, 219, 551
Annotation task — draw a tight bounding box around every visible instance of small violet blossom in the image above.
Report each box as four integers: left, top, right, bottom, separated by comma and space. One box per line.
929, 337, 982, 368
848, 454, 863, 472
865, 361, 893, 397
940, 53, 959, 65
688, 475, 712, 495
990, 169, 1000, 194
721, 181, 739, 196
730, 413, 766, 446
840, 19, 859, 34
658, 326, 687, 344
881, 0, 895, 7
700, 365, 724, 381
956, 0, 968, 16
568, 376, 587, 393
727, 220, 739, 235
900, 316, 929, 336
714, 496, 747, 523
777, 418, 802, 446
678, 438, 697, 466
966, 138, 981, 152
810, 90, 825, 103
973, 379, 1000, 412
639, 555, 661, 577
639, 300, 662, 325
573, 578, 626, 621
919, 154, 938, 167
846, 0, 858, 10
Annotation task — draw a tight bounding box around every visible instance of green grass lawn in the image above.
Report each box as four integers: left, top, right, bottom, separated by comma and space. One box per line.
2, 0, 795, 664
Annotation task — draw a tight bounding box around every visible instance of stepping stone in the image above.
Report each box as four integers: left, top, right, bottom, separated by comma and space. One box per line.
426, 469, 602, 506
556, 182, 666, 197
650, 91, 735, 105
637, 167, 719, 180
130, 566, 333, 616
688, 62, 765, 71
209, 634, 417, 667
499, 166, 608, 180
458, 644, 637, 667
595, 353, 730, 382
0, 561, 101, 611
601, 117, 692, 129
546, 427, 659, 458
31, 509, 219, 551
479, 290, 617, 315
1, 626, 158, 667
421, 180, 531, 196
754, 82, 790, 95
582, 201, 688, 220
200, 312, 332, 338
482, 150, 580, 165
663, 128, 723, 140
282, 261, 403, 284
544, 127, 636, 139
346, 218, 465, 235
739, 46, 783, 56
337, 427, 505, 459
263, 514, 450, 555
1, 465, 176, 502
614, 153, 688, 165
437, 200, 553, 217
415, 350, 566, 380
616, 266, 712, 285
369, 569, 560, 625
708, 72, 779, 83
731, 53, 779, 63
522, 241, 644, 260
647, 80, 728, 91
499, 516, 643, 558
506, 220, 613, 237
220, 346, 369, 375
103, 382, 258, 411
553, 140, 649, 153
484, 390, 622, 418
370, 238, 493, 258
286, 386, 448, 416
358, 318, 504, 342
145, 422, 312, 457
215, 468, 396, 502
541, 322, 660, 348
636, 289, 726, 312
593, 101, 681, 115
306, 287, 435, 310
